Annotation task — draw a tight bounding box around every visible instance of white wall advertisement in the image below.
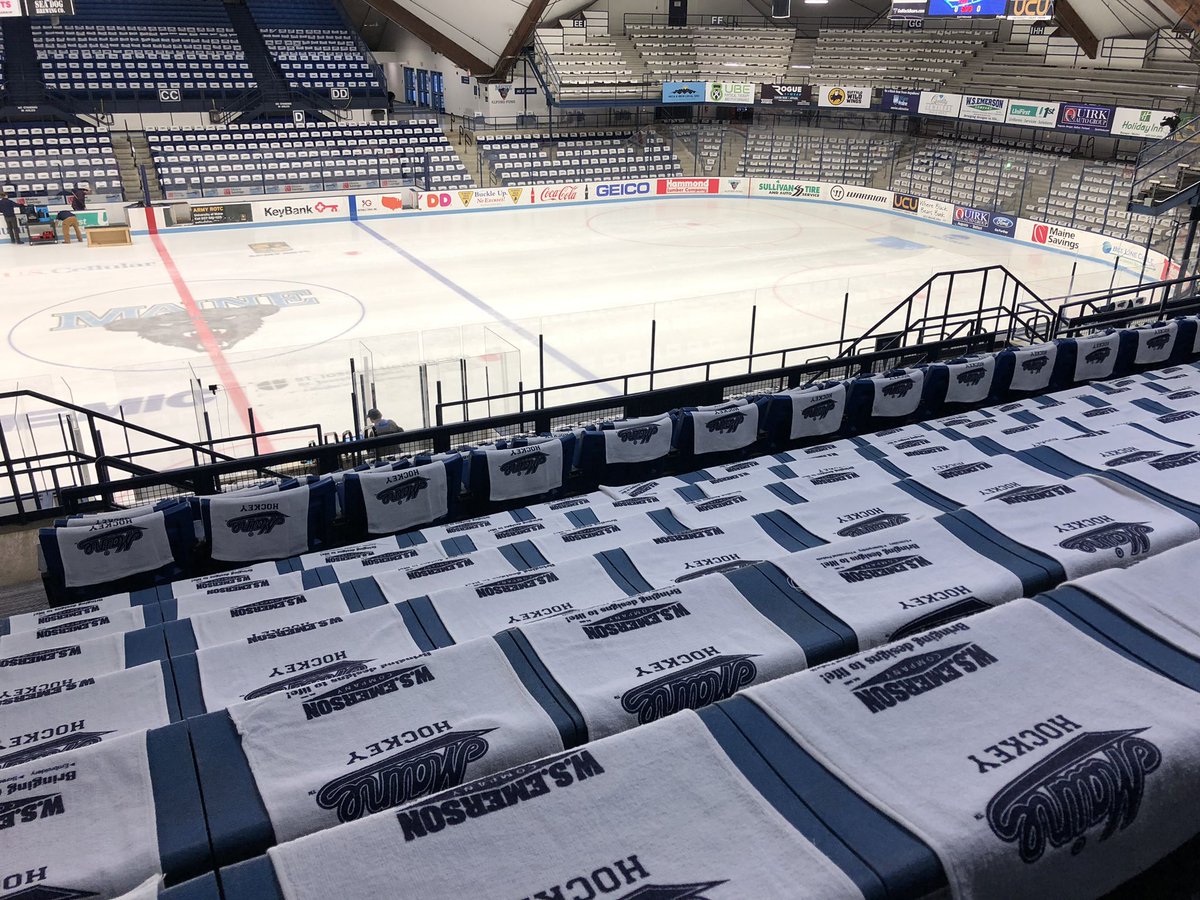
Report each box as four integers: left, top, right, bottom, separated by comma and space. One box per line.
254, 197, 349, 222
1004, 101, 1060, 129
916, 197, 954, 224
1111, 107, 1172, 140
590, 179, 655, 201
354, 192, 409, 217
706, 82, 755, 105
959, 95, 1009, 124
817, 86, 872, 109
751, 180, 825, 200
416, 186, 531, 211
825, 184, 894, 208
0, 0, 23, 17
918, 91, 963, 119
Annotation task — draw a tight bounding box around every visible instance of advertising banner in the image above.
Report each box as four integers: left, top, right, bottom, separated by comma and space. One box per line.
752, 180, 823, 200
953, 206, 1017, 236
254, 197, 346, 221
190, 202, 253, 226
1004, 100, 1059, 128
1057, 102, 1115, 134
0, 0, 24, 17
354, 193, 408, 217
817, 86, 872, 109
1006, 0, 1054, 17
881, 90, 920, 114
527, 183, 588, 206
662, 81, 706, 104
656, 177, 720, 195
1018, 218, 1083, 253
25, 0, 74, 13
918, 91, 963, 118
592, 179, 655, 200
1110, 107, 1172, 140
917, 197, 954, 224
890, 0, 926, 17
959, 95, 1008, 123
826, 184, 894, 208
892, 192, 921, 214
760, 84, 810, 105
706, 82, 755, 104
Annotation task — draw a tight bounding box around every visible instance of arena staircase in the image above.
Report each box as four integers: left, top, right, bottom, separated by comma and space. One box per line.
1129, 115, 1200, 215
0, 16, 47, 105
223, 0, 291, 104
112, 130, 164, 204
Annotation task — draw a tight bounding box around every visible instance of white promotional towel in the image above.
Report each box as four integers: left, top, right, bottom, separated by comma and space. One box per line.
0, 632, 125, 698
372, 548, 519, 603
0, 663, 169, 766
0, 730, 162, 898
267, 711, 863, 900
869, 369, 924, 418
173, 560, 283, 593
1099, 448, 1200, 504
599, 475, 692, 500
418, 511, 520, 546
0, 606, 147, 653
529, 491, 673, 522
1136, 408, 1200, 446
943, 356, 995, 404
964, 474, 1199, 579
1008, 343, 1058, 393
622, 520, 786, 588
524, 494, 606, 518
868, 436, 994, 477
953, 413, 1086, 451
786, 383, 847, 440
772, 518, 1024, 648
1064, 542, 1200, 660
229, 637, 563, 843
484, 439, 564, 502
195, 604, 425, 712
1072, 332, 1121, 381
910, 455, 1065, 505
55, 509, 175, 588
209, 485, 311, 562
671, 485, 801, 530
600, 413, 674, 464
855, 423, 936, 448
533, 514, 670, 565
172, 571, 307, 619
186, 584, 351, 650
521, 576, 807, 740
65, 503, 164, 526
426, 556, 628, 643
301, 536, 404, 569
1132, 322, 1178, 366
745, 600, 1200, 900
778, 482, 942, 543
327, 542, 446, 582
689, 401, 760, 455
787, 458, 896, 497
1040, 425, 1187, 471
4, 592, 133, 634
699, 455, 793, 490
446, 513, 577, 551
112, 875, 164, 900
355, 462, 449, 535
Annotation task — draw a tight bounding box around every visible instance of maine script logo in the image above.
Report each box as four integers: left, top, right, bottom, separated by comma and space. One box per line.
620, 654, 758, 724
227, 510, 288, 536
705, 411, 746, 435
75, 525, 144, 556
0, 730, 113, 768
375, 476, 429, 505
617, 423, 661, 445
986, 728, 1161, 863
500, 451, 549, 477
1057, 522, 1154, 559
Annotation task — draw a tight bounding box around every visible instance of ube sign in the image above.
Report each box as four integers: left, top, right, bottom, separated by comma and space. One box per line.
1057, 103, 1114, 134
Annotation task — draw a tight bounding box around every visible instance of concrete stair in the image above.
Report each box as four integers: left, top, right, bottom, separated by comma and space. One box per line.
111, 131, 163, 203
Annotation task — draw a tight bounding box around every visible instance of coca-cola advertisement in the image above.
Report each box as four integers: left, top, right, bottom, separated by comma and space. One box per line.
532, 183, 584, 204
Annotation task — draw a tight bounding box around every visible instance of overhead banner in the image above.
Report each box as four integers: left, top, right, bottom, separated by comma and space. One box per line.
817, 85, 871, 109
917, 91, 963, 118
1004, 100, 1059, 129
1057, 102, 1115, 134
1111, 107, 1172, 140
760, 84, 810, 105
959, 95, 1008, 123
881, 90, 920, 114
661, 82, 705, 104
706, 82, 755, 104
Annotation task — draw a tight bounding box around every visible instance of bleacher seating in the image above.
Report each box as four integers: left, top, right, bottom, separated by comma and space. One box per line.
148, 119, 472, 198
31, 0, 254, 101
246, 0, 383, 98
0, 123, 124, 202
10, 334, 1200, 897
740, 125, 901, 184
479, 130, 683, 186
629, 24, 795, 83
810, 27, 989, 91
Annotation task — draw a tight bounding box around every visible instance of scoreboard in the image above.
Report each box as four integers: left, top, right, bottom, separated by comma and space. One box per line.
0, 0, 75, 15
890, 0, 1051, 18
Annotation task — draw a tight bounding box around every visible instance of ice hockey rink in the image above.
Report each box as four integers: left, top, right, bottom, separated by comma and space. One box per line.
0, 196, 1150, 457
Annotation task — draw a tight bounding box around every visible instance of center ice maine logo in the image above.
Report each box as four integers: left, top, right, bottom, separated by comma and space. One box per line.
227, 510, 289, 536
620, 653, 758, 724
76, 525, 145, 556
316, 728, 494, 822
986, 727, 1161, 863
375, 476, 430, 505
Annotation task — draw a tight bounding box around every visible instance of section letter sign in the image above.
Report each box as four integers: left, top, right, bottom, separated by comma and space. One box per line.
818, 85, 871, 109
662, 81, 706, 104
1057, 102, 1115, 134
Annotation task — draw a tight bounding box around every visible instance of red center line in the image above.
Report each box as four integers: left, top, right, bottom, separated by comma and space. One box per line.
145, 209, 275, 454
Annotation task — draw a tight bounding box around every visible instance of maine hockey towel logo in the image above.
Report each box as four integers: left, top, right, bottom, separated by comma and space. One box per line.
316, 728, 494, 822
1149, 450, 1200, 470
888, 597, 993, 641
1022, 356, 1050, 374
1145, 332, 1172, 350
881, 378, 915, 398
75, 525, 144, 556
499, 451, 549, 477
582, 601, 691, 640
851, 642, 998, 713
302, 664, 435, 720
0, 731, 113, 768
621, 654, 758, 724
242, 658, 373, 701
617, 424, 661, 444
1085, 346, 1112, 365
475, 571, 559, 597
1103, 451, 1162, 467
986, 728, 1161, 863
228, 511, 288, 536
956, 368, 987, 386
675, 559, 761, 582
0, 793, 66, 831
704, 411, 745, 434
936, 461, 992, 478
375, 476, 429, 505
1057, 522, 1153, 558
837, 556, 932, 583
986, 484, 1075, 504
835, 513, 911, 538
803, 398, 838, 420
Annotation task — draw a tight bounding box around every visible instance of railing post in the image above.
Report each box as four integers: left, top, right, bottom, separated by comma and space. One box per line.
748, 305, 757, 374
249, 407, 259, 456
0, 424, 26, 522
649, 319, 657, 391
538, 334, 546, 411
